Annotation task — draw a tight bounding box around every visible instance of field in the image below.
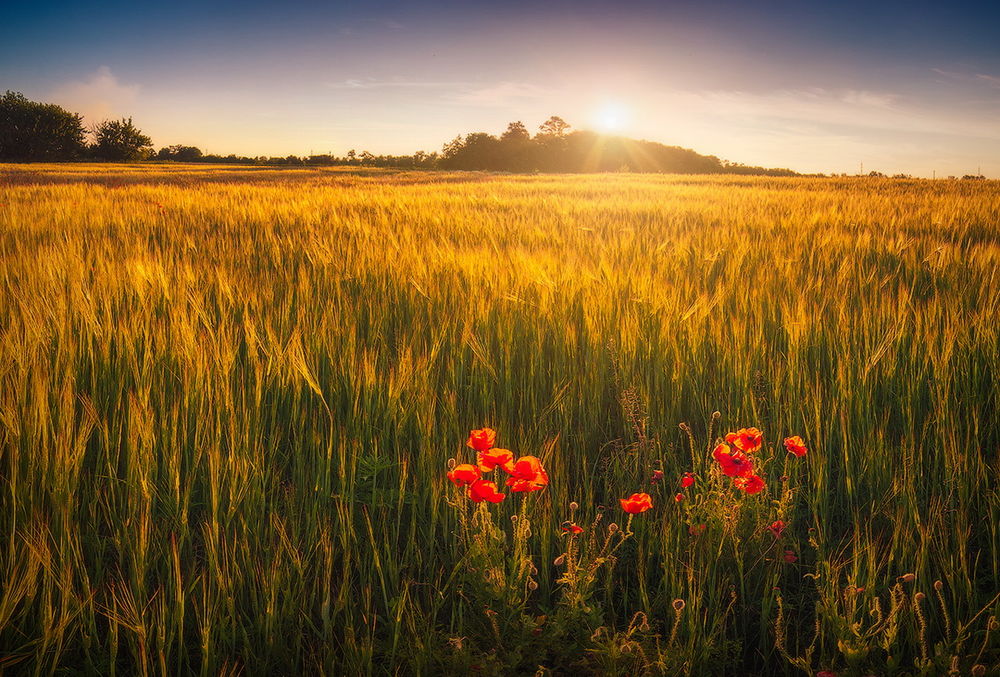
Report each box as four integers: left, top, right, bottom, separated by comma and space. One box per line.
1, 164, 999, 675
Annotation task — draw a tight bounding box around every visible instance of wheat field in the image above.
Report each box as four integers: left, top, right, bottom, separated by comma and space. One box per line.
1, 163, 998, 675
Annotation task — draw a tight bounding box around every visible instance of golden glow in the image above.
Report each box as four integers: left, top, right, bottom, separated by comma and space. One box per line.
591, 101, 631, 133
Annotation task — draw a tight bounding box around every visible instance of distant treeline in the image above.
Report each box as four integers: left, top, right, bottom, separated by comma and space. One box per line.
6, 89, 986, 178
156, 117, 799, 176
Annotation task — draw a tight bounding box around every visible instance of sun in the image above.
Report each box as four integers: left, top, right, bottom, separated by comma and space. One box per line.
592, 101, 631, 133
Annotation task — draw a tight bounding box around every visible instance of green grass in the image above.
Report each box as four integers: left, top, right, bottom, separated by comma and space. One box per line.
1, 164, 998, 675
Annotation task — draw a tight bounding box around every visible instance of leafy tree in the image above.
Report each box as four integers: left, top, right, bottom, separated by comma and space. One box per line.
92, 117, 153, 161
156, 144, 203, 161
0, 91, 87, 161
538, 115, 570, 137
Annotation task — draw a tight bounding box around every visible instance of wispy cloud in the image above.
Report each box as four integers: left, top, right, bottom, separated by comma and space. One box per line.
328, 78, 471, 90
48, 66, 139, 122
660, 86, 1000, 141
932, 68, 1000, 89
449, 81, 555, 106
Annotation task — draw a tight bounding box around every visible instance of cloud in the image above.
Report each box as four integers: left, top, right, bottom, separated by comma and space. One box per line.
49, 66, 140, 123
658, 87, 1000, 141
328, 78, 471, 90
932, 68, 1000, 89
450, 81, 554, 107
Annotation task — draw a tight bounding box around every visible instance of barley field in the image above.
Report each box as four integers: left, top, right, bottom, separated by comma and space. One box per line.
1, 164, 999, 675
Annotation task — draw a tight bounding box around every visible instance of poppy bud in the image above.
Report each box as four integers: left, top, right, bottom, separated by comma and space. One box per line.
569, 501, 579, 511
914, 592, 926, 602
447, 458, 457, 469
608, 523, 619, 533
528, 580, 538, 590
553, 554, 566, 566
899, 573, 916, 583
672, 599, 685, 611
933, 580, 943, 591
972, 665, 986, 677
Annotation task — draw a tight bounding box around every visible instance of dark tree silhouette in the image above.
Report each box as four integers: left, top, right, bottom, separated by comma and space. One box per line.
157, 145, 203, 161
538, 116, 570, 137
92, 117, 153, 161
0, 91, 87, 161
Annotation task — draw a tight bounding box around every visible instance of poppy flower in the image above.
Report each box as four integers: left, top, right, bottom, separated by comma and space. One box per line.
650, 469, 664, 483
783, 550, 798, 563
783, 436, 807, 457
815, 671, 835, 677
713, 443, 755, 478
620, 493, 653, 514
507, 478, 546, 492
466, 479, 505, 503
688, 523, 707, 536
734, 474, 766, 494
680, 472, 695, 488
447, 463, 481, 486
466, 428, 496, 452
477, 448, 515, 473
562, 523, 584, 534
767, 519, 786, 539
674, 493, 685, 503
725, 428, 763, 453
509, 456, 549, 485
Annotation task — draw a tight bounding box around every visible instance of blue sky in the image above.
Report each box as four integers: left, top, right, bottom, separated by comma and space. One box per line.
3, 0, 999, 175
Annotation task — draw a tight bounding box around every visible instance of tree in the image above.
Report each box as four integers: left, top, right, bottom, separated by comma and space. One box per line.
0, 91, 87, 161
156, 144, 203, 161
501, 121, 530, 143
92, 117, 153, 161
538, 115, 570, 137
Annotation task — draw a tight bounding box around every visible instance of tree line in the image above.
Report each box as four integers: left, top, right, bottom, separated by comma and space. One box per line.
2, 90, 799, 175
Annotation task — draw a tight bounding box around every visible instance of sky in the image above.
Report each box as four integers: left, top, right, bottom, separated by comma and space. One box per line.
3, 0, 999, 176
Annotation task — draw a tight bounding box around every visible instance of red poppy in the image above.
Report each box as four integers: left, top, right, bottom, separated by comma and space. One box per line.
734, 474, 766, 494
507, 478, 546, 492
816, 671, 835, 677
620, 493, 653, 514
508, 455, 549, 485
674, 493, 685, 503
650, 469, 664, 483
467, 427, 496, 452
783, 550, 798, 563
680, 472, 695, 488
467, 479, 505, 503
783, 436, 807, 457
725, 427, 764, 454
562, 523, 584, 534
688, 523, 707, 536
767, 519, 786, 538
477, 448, 515, 473
447, 463, 481, 486
713, 443, 755, 478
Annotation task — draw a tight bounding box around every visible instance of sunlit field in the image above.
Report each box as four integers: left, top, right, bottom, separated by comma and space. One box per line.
1, 164, 999, 675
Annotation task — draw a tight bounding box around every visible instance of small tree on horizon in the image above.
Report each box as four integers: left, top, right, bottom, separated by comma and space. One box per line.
92, 117, 153, 161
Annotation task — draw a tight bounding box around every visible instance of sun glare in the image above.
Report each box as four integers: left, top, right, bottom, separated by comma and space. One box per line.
592, 101, 631, 133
